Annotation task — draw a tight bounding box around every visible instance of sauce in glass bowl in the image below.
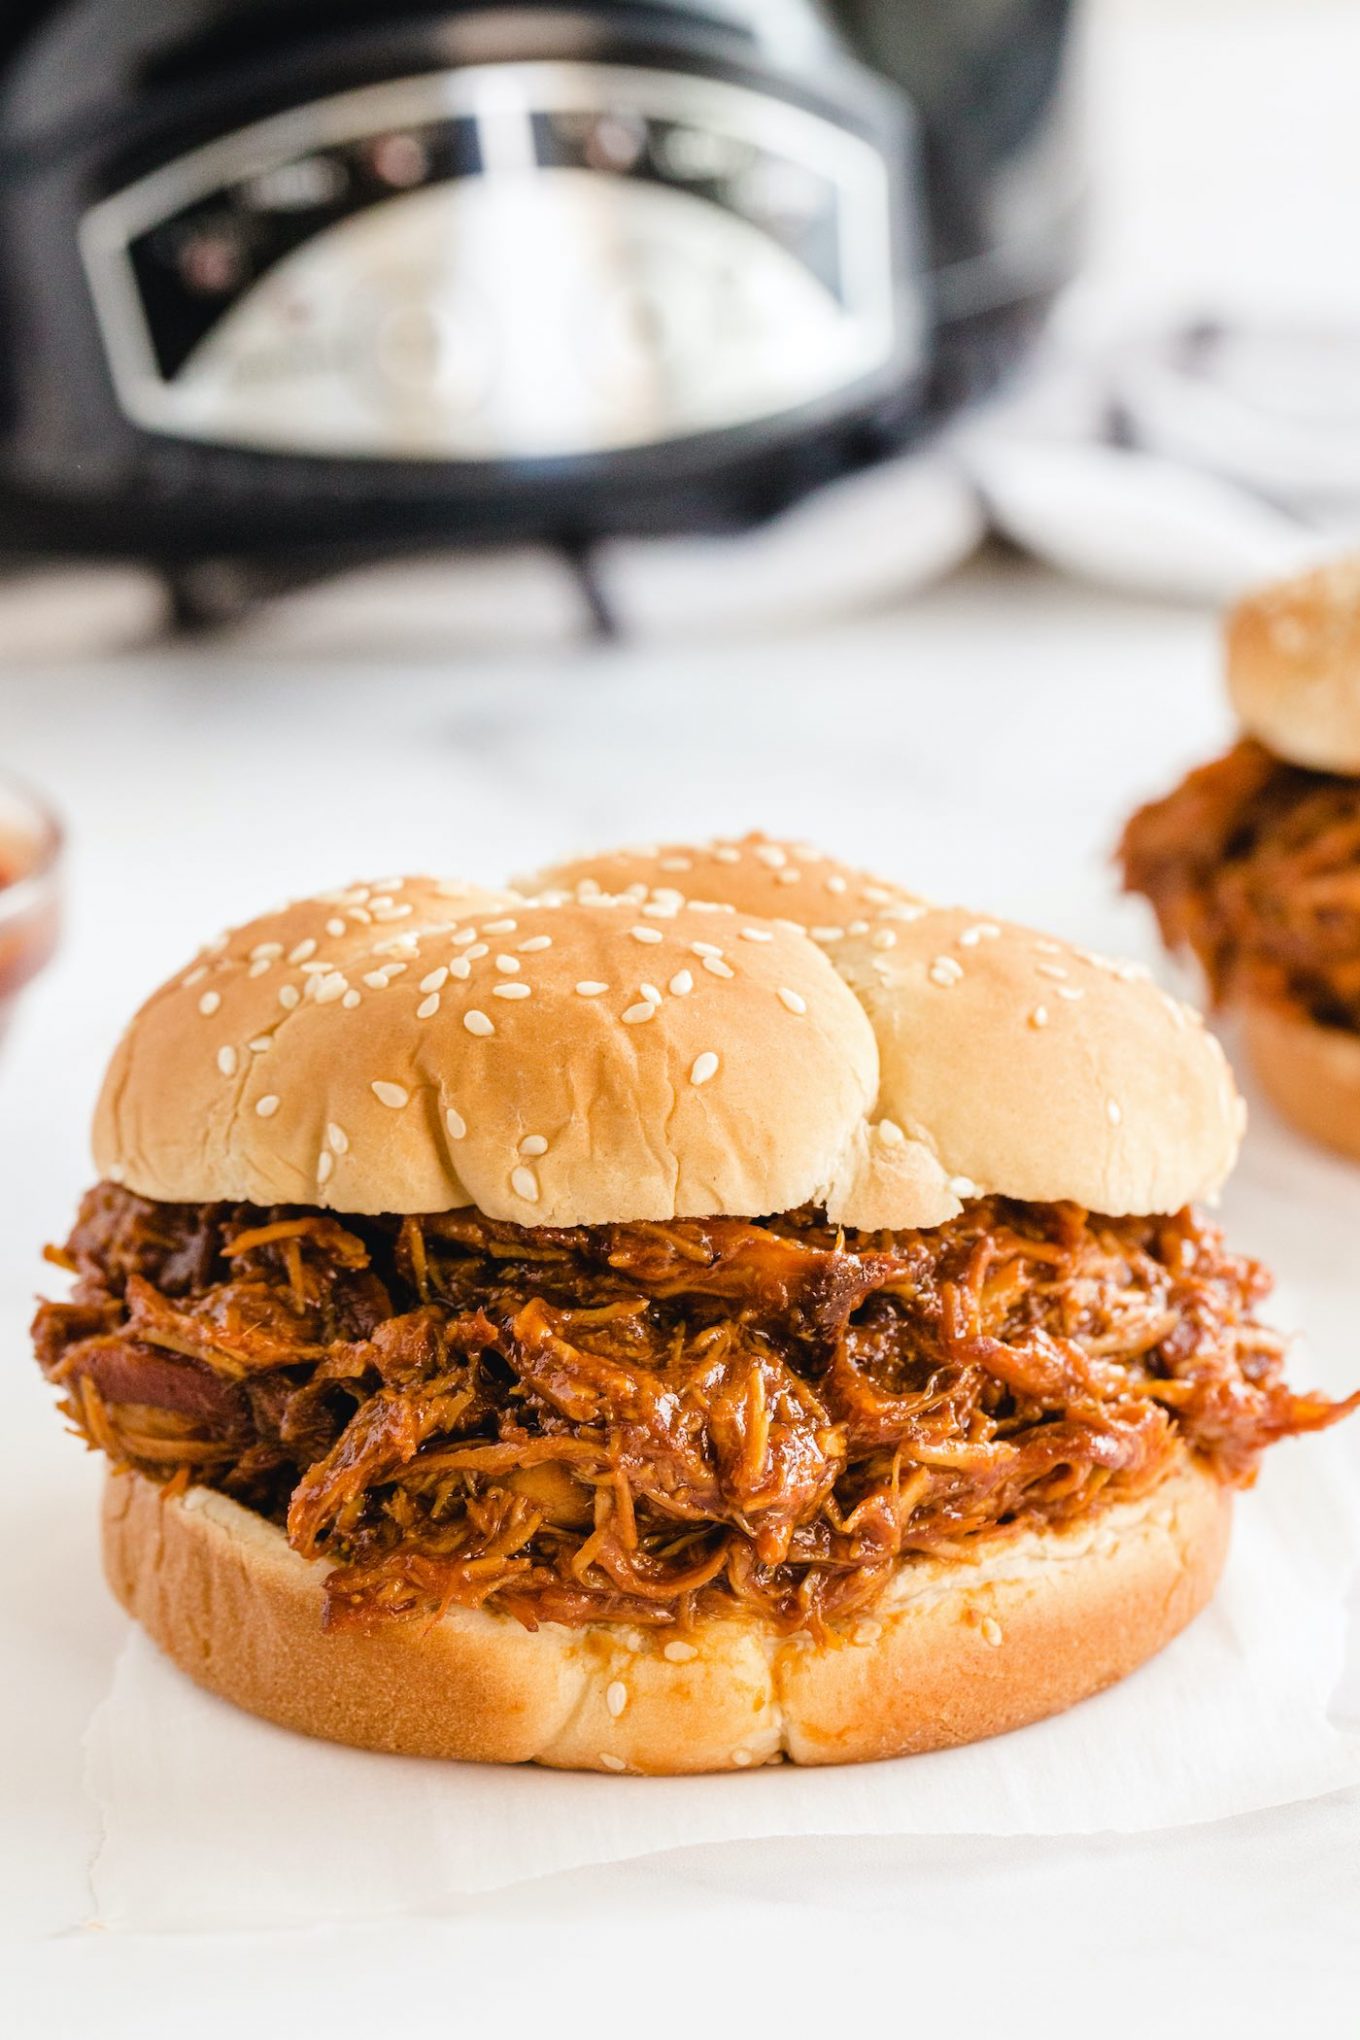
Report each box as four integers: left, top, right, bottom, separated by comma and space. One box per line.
0, 775, 61, 1046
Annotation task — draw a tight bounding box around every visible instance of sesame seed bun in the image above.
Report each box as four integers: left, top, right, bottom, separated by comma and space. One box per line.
93, 870, 1243, 1226
101, 1459, 1230, 1773
1227, 555, 1360, 772
1242, 999, 1360, 1162
524, 831, 925, 938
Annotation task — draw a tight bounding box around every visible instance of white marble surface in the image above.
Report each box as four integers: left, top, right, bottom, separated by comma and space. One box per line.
2, 553, 1358, 2032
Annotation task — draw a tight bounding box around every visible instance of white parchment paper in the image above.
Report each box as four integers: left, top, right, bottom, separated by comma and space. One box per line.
85, 1408, 1360, 1932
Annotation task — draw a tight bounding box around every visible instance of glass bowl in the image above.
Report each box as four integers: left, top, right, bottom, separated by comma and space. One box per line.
0, 772, 61, 1049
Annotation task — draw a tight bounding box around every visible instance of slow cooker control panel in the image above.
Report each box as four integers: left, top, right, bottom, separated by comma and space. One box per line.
80, 62, 908, 460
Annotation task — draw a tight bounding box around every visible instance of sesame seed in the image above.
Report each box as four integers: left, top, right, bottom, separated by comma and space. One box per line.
668, 969, 695, 997
690, 941, 722, 958
1107, 1098, 1123, 1125
871, 929, 898, 950
1034, 939, 1063, 956
312, 972, 348, 1005
877, 1119, 905, 1146
420, 967, 449, 993
1057, 986, 1084, 1002
216, 1045, 237, 1076
712, 847, 740, 865
371, 1081, 409, 1108
598, 1754, 627, 1773
775, 869, 801, 885
317, 1150, 334, 1186
622, 1001, 657, 1024
606, 1681, 628, 1718
663, 1640, 698, 1663
981, 1617, 1003, 1648
575, 981, 608, 997
452, 929, 476, 947
825, 875, 848, 894
483, 919, 517, 935
520, 1135, 548, 1157
251, 942, 284, 961
950, 1175, 980, 1198
327, 1123, 349, 1154
1036, 963, 1068, 981
753, 844, 786, 868
362, 971, 389, 990
197, 991, 221, 1016
325, 918, 347, 939
929, 958, 964, 988
641, 901, 679, 920
371, 902, 413, 921
255, 1095, 280, 1119
810, 926, 844, 943
638, 982, 663, 1007
182, 966, 207, 988
493, 982, 530, 1000
731, 1748, 754, 1767
417, 994, 441, 1019
702, 955, 733, 979
278, 984, 300, 1011
847, 920, 870, 937
777, 987, 807, 1015
465, 944, 489, 962
630, 926, 663, 945
288, 939, 317, 965
959, 923, 1001, 946
496, 955, 520, 973
740, 928, 774, 943
518, 935, 552, 952
511, 1165, 539, 1202
464, 1010, 494, 1037
445, 1107, 467, 1140
690, 1051, 719, 1086
247, 959, 272, 979
659, 856, 692, 873
248, 1036, 271, 1053
1029, 1006, 1049, 1029
449, 958, 471, 981
342, 990, 361, 1009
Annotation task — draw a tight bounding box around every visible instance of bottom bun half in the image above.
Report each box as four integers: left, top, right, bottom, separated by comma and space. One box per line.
1245, 1000, 1360, 1163
103, 1462, 1230, 1773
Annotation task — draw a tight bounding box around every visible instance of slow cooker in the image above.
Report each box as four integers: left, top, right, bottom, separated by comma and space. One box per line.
0, 1, 1083, 601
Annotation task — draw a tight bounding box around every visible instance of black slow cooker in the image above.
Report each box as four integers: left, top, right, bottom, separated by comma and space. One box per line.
0, 1, 1082, 595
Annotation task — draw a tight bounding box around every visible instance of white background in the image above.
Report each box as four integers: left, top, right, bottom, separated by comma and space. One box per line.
6, 1, 1360, 2030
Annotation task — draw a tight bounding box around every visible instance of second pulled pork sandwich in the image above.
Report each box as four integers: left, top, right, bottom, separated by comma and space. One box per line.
34, 845, 1357, 1773
1122, 556, 1360, 1158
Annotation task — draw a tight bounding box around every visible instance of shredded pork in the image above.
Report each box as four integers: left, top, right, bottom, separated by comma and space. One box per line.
1121, 737, 1360, 1030
33, 1183, 1356, 1636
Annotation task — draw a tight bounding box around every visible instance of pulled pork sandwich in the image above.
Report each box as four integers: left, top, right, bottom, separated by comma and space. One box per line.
34, 842, 1357, 1773
1122, 555, 1360, 1159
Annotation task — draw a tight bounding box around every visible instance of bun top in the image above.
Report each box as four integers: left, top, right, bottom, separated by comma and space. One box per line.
1228, 555, 1360, 771
523, 832, 925, 935
94, 851, 1243, 1227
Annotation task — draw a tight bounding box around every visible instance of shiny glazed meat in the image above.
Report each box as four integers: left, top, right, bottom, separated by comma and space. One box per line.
33, 1183, 1356, 1636
1121, 738, 1360, 1030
